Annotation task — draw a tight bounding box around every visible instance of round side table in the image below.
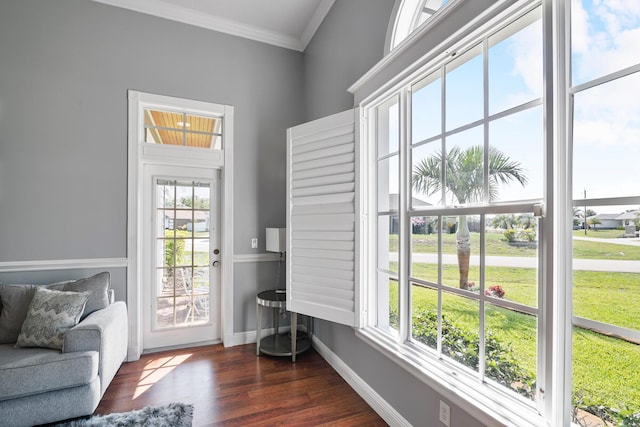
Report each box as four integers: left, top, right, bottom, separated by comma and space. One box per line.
255, 289, 311, 362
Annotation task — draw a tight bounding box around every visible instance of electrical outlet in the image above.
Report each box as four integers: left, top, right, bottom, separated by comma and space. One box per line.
251, 238, 258, 249
439, 400, 450, 426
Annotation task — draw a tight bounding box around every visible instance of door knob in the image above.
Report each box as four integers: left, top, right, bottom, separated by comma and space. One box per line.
212, 260, 220, 267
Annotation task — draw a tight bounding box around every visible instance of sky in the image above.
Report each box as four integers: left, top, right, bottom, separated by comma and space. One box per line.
381, 1, 640, 215
572, 0, 640, 207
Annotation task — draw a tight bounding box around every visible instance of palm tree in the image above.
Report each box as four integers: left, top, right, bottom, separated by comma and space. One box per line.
412, 145, 527, 289
587, 216, 601, 230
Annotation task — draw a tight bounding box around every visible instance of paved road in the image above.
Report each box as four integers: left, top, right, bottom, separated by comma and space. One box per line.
396, 253, 640, 273
384, 236, 640, 273
573, 236, 640, 247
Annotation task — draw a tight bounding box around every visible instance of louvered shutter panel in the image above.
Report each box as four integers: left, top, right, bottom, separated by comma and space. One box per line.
286, 108, 360, 327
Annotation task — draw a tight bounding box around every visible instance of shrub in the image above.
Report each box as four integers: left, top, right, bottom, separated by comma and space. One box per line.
411, 309, 535, 398
519, 229, 537, 242
573, 392, 640, 427
164, 231, 185, 268
503, 229, 517, 242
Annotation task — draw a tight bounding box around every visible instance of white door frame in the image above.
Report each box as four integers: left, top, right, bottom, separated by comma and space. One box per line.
127, 90, 234, 361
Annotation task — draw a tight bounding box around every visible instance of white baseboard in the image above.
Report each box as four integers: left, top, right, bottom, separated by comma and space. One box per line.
312, 335, 411, 427
223, 326, 291, 348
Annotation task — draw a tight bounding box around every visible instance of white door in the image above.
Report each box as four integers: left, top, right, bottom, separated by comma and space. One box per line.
143, 164, 221, 350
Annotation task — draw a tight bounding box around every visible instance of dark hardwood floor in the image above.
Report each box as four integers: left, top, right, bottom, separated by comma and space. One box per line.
96, 343, 388, 426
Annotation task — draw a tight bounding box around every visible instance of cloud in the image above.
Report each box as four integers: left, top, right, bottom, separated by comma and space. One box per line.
511, 21, 543, 98
572, 0, 640, 82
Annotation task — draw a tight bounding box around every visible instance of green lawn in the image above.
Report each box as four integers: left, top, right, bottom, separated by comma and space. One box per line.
402, 281, 640, 411
388, 231, 640, 414
390, 232, 640, 260
573, 229, 629, 239
408, 262, 640, 331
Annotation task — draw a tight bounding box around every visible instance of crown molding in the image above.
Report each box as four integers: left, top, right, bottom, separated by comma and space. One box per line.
300, 0, 335, 50
92, 0, 333, 52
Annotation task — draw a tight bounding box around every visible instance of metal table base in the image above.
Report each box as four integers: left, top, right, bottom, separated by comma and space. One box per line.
255, 289, 311, 362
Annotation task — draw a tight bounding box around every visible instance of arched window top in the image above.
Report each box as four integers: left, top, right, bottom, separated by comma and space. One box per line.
386, 0, 450, 54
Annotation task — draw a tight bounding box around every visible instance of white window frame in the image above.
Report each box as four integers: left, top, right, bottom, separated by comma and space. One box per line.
358, 1, 560, 426
127, 91, 234, 360
385, 0, 458, 55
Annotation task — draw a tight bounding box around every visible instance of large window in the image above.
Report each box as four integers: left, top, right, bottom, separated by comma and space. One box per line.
363, 1, 640, 426
375, 4, 545, 418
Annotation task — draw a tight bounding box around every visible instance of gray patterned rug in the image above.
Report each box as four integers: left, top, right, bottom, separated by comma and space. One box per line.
54, 402, 194, 427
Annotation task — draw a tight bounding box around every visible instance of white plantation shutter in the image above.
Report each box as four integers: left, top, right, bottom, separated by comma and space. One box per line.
286, 108, 361, 327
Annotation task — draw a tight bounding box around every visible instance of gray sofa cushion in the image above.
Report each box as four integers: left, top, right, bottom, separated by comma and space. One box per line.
0, 344, 98, 400
15, 288, 89, 350
60, 272, 110, 320
0, 285, 38, 344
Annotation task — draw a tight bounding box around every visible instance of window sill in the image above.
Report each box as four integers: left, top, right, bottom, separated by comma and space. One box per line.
355, 327, 545, 427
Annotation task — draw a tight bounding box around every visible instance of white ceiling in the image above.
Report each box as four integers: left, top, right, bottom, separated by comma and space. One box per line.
92, 0, 336, 51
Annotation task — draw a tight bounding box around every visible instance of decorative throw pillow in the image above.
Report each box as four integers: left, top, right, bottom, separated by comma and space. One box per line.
0, 284, 39, 344
15, 287, 90, 350
60, 272, 110, 320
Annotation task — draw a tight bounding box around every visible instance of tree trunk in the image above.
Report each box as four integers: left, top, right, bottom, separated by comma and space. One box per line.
456, 215, 471, 289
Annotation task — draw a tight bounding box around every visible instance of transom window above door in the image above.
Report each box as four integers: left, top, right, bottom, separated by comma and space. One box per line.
144, 109, 223, 150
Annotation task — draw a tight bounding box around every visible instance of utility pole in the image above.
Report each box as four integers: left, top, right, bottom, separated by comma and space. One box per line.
584, 189, 587, 236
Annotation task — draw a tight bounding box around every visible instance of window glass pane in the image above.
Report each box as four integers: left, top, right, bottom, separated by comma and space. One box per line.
488, 9, 542, 115
441, 292, 479, 372
193, 239, 209, 266
184, 114, 219, 133
412, 140, 442, 207
445, 126, 484, 205
489, 106, 542, 202
571, 1, 640, 86
572, 202, 640, 423
411, 283, 438, 350
175, 183, 193, 208
144, 109, 222, 150
411, 215, 439, 285
145, 109, 183, 131
412, 72, 442, 143
572, 328, 640, 424
573, 72, 640, 200
378, 96, 400, 157
157, 182, 175, 209
147, 129, 184, 146
378, 215, 398, 274
485, 303, 537, 400
446, 44, 483, 131
485, 213, 538, 308
440, 215, 481, 291
378, 156, 399, 211
572, 204, 640, 331
377, 272, 399, 333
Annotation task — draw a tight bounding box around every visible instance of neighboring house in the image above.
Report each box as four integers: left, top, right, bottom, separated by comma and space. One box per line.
165, 210, 209, 231
616, 210, 640, 235
587, 213, 623, 229
388, 194, 430, 234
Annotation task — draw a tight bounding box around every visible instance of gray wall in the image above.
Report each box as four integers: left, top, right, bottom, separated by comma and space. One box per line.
302, 0, 394, 122
0, 0, 301, 327
302, 1, 486, 426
